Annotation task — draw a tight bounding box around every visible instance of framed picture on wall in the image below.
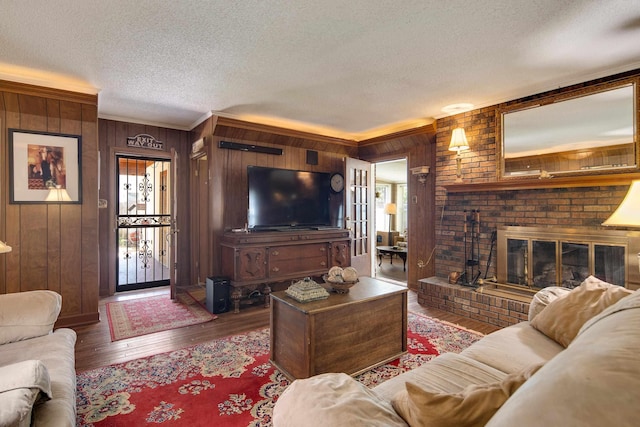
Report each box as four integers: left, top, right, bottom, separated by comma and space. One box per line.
8, 129, 82, 203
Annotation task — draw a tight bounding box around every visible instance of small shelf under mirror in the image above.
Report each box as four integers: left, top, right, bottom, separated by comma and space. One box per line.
443, 172, 640, 193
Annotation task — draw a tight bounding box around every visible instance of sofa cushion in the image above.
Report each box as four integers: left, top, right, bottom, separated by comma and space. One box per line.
459, 322, 562, 375
372, 352, 507, 402
272, 372, 407, 427
530, 276, 632, 347
0, 360, 52, 427
486, 290, 640, 427
0, 291, 62, 345
392, 363, 542, 427
0, 329, 77, 427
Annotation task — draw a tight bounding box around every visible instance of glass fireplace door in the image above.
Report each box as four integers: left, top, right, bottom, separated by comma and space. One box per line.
498, 226, 636, 290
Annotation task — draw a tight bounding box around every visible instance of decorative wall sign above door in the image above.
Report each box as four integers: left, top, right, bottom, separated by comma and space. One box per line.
127, 134, 164, 150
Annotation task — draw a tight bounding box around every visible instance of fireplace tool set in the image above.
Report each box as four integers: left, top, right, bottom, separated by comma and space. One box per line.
456, 210, 479, 287
483, 230, 498, 283
457, 209, 499, 288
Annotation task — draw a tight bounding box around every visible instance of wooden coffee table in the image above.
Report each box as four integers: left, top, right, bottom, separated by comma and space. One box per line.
377, 245, 408, 271
270, 277, 408, 380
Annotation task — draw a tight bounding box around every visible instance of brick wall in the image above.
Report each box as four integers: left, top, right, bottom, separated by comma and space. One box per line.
434, 104, 632, 283
420, 70, 639, 326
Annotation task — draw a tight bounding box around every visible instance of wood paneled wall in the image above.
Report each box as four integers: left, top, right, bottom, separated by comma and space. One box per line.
190, 117, 438, 289
97, 119, 191, 296
0, 81, 99, 327
191, 116, 359, 281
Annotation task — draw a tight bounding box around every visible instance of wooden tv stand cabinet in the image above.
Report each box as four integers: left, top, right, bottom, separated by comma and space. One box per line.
220, 229, 351, 313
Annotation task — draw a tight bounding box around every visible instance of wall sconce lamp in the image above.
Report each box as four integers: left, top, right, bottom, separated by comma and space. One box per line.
602, 179, 640, 273
449, 127, 470, 183
411, 166, 430, 184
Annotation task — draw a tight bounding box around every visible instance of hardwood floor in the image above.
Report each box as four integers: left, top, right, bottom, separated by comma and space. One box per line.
72, 283, 499, 372
375, 254, 408, 283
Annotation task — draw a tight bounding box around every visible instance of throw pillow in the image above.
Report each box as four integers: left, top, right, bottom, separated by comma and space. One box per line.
530, 275, 633, 347
527, 286, 571, 322
577, 288, 640, 338
0, 360, 52, 427
272, 372, 407, 427
392, 363, 542, 427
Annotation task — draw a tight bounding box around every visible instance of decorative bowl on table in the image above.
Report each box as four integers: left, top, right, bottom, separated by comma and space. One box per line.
322, 274, 358, 294
322, 275, 359, 293
323, 266, 359, 293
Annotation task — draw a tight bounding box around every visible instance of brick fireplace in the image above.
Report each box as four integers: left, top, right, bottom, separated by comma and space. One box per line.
418, 69, 640, 329
420, 225, 640, 328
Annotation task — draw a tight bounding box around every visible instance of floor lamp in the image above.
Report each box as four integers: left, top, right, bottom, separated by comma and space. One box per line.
384, 202, 397, 238
45, 186, 72, 202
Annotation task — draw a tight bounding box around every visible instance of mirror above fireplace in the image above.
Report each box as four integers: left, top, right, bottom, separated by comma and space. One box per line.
497, 77, 639, 180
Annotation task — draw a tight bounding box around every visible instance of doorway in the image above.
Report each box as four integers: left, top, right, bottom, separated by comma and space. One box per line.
374, 159, 408, 284
115, 155, 172, 292
190, 152, 210, 287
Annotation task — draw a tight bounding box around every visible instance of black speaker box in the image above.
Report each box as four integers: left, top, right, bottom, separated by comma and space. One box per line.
206, 276, 230, 314
218, 140, 283, 155
306, 149, 318, 165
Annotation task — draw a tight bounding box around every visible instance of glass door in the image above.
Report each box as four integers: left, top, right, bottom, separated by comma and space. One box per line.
116, 155, 172, 291
346, 157, 372, 276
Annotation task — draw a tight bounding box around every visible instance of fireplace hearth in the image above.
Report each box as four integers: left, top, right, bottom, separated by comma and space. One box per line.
420, 226, 640, 327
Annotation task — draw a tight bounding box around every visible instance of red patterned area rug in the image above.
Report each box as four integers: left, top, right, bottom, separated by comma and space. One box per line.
106, 292, 217, 341
76, 312, 482, 426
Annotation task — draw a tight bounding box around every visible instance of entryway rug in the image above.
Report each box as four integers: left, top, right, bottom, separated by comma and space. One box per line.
77, 312, 482, 426
106, 292, 217, 341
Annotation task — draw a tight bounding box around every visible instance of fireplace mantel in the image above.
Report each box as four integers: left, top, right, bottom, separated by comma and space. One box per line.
443, 172, 640, 193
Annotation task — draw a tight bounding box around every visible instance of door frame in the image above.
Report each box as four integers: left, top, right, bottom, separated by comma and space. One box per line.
107, 147, 173, 295
373, 157, 408, 283
189, 149, 210, 287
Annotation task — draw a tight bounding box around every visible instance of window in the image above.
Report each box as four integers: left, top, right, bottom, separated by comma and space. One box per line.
375, 184, 391, 232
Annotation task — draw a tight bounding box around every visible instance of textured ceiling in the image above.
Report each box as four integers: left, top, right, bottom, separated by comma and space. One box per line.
1, 1, 640, 140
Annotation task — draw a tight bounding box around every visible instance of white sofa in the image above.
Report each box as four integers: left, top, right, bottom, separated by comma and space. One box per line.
0, 291, 77, 427
273, 276, 640, 426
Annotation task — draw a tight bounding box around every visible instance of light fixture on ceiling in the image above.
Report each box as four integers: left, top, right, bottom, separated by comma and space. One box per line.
441, 103, 475, 115
411, 166, 430, 184
602, 180, 640, 273
449, 127, 470, 183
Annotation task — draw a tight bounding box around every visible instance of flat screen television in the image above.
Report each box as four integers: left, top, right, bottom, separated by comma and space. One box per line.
248, 166, 332, 230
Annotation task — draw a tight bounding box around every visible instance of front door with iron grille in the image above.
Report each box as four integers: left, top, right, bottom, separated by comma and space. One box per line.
116, 155, 172, 291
